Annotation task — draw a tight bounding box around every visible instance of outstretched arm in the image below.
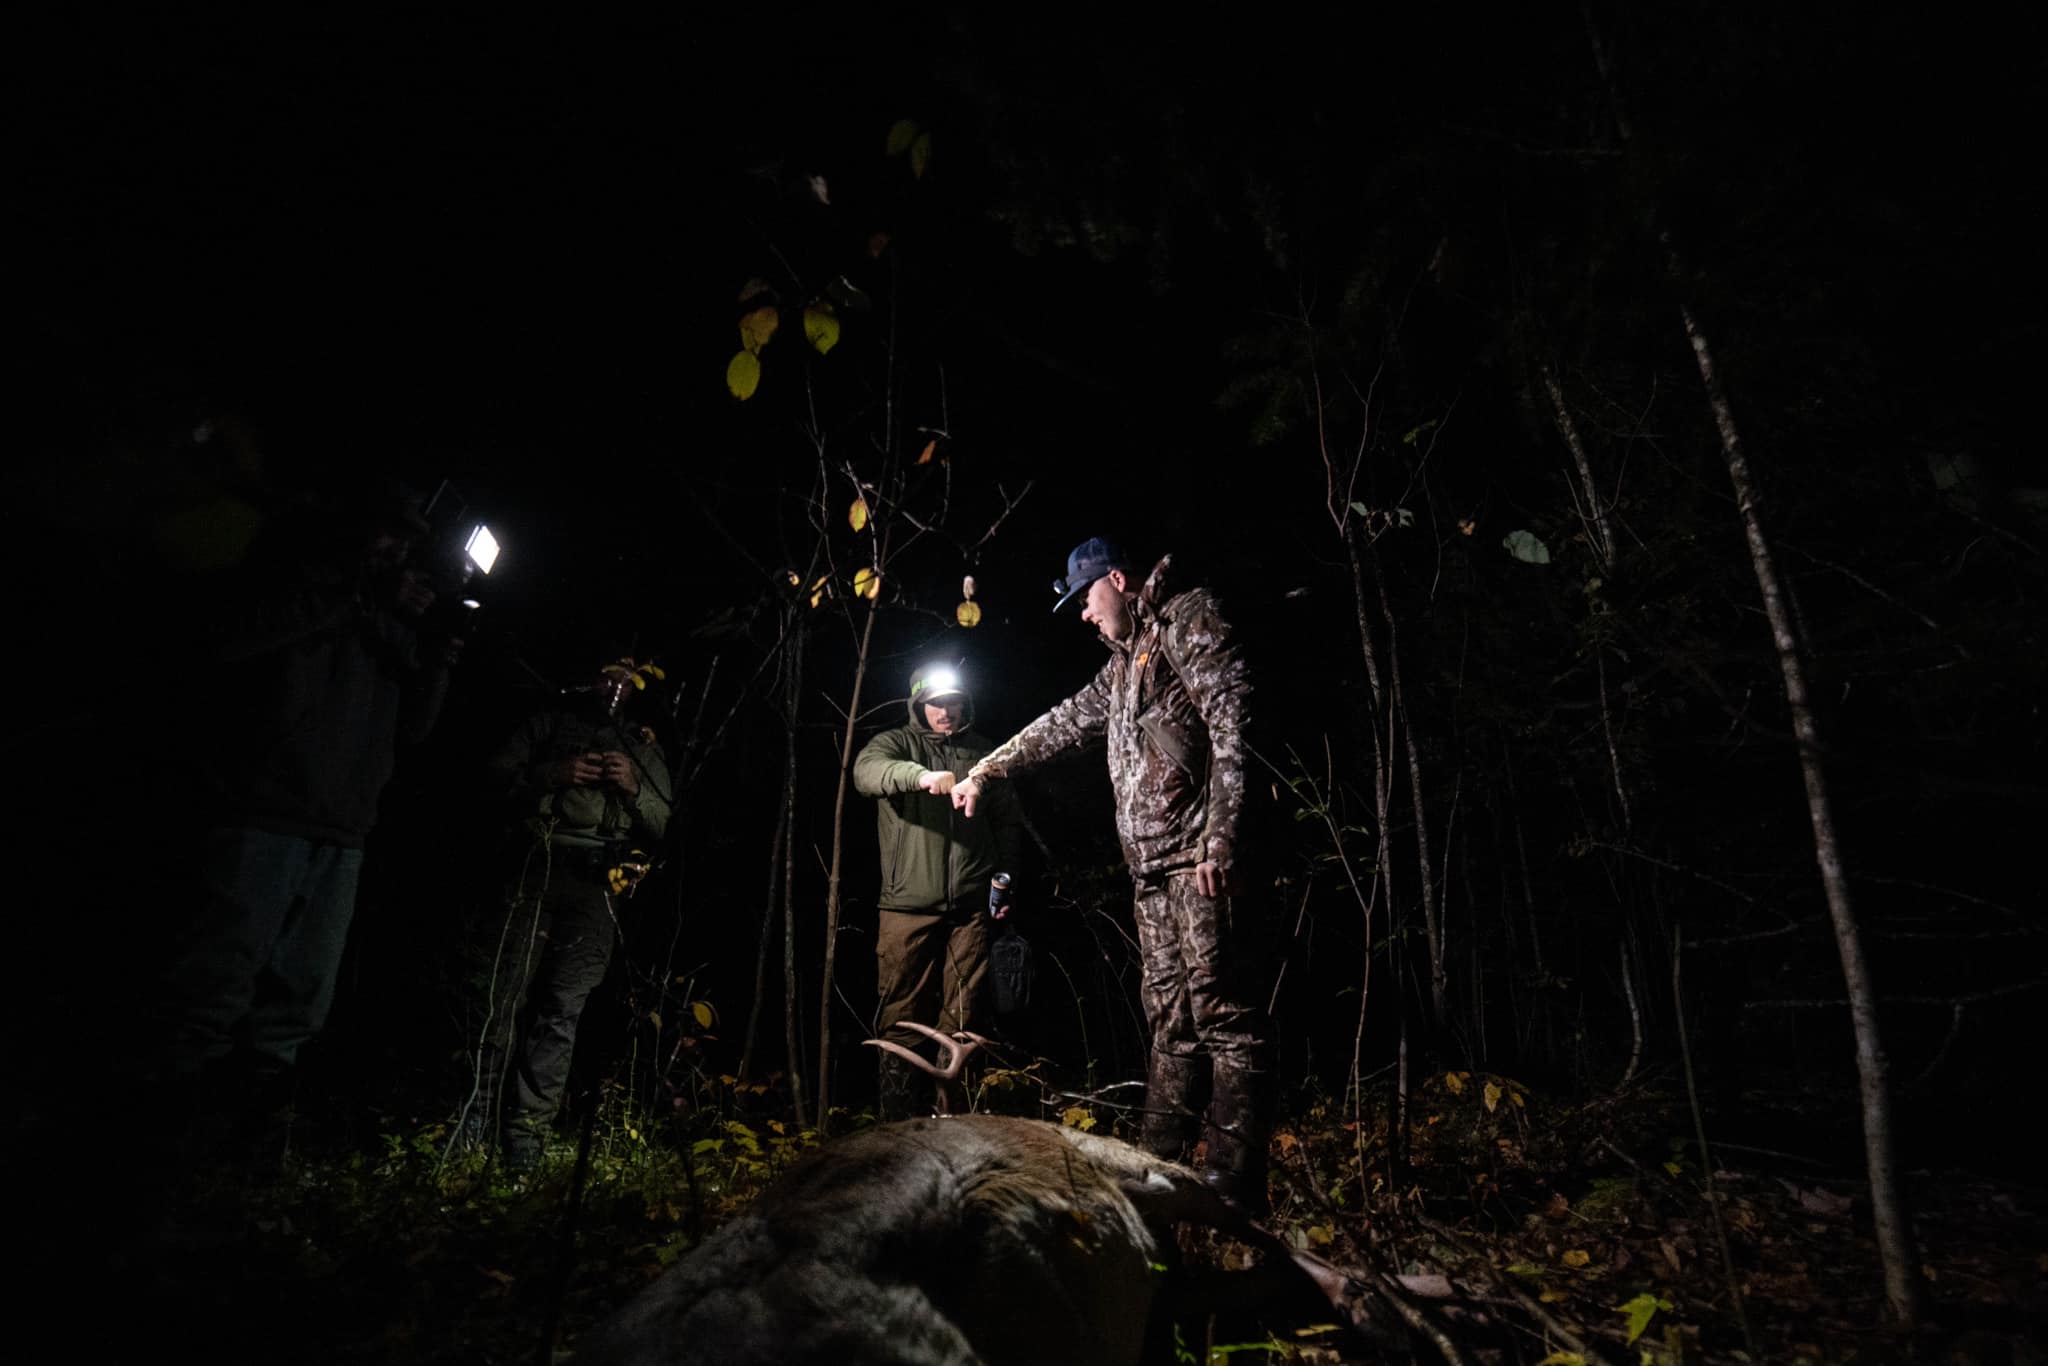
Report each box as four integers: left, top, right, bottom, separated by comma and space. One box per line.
953, 663, 1114, 817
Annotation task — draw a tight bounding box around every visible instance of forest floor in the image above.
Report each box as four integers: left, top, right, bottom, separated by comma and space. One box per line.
85, 1066, 2046, 1365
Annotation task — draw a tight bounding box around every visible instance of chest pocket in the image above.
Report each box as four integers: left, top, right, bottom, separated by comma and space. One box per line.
1132, 635, 1206, 779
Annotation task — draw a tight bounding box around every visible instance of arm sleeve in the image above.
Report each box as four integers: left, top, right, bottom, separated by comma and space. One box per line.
966, 661, 1115, 784
853, 728, 930, 797
488, 713, 556, 812
1171, 594, 1254, 872
629, 742, 674, 841
213, 582, 360, 665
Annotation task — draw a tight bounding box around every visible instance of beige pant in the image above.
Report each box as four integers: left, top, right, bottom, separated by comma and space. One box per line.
875, 902, 992, 1048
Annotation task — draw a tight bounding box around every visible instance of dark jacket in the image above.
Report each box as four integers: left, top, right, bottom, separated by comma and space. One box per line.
968, 555, 1252, 878
854, 690, 1023, 912
207, 564, 451, 846
489, 706, 673, 849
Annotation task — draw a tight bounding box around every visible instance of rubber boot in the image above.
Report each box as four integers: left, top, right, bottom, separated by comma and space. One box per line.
1201, 1062, 1274, 1219
1138, 1051, 1209, 1162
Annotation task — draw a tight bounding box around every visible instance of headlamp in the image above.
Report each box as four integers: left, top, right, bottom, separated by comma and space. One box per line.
914, 666, 960, 699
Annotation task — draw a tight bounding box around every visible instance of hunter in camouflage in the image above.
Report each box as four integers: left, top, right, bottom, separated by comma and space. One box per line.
951, 537, 1275, 1214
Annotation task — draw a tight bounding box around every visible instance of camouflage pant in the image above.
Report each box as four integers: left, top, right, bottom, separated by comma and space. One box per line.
1131, 870, 1273, 1069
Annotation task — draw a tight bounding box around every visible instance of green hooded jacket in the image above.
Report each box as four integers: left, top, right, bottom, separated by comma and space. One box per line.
853, 678, 1024, 912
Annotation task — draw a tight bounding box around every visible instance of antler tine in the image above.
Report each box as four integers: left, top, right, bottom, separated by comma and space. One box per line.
888, 1021, 988, 1079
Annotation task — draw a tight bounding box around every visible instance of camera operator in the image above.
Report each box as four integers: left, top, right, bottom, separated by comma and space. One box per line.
143, 479, 463, 1163
464, 653, 672, 1172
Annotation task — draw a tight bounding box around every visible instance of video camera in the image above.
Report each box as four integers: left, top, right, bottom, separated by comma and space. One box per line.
420, 482, 502, 638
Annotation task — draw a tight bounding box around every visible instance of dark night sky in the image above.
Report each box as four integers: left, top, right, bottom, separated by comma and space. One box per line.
14, 8, 2045, 1136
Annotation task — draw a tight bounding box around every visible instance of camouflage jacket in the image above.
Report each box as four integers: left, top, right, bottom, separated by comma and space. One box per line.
968, 555, 1252, 877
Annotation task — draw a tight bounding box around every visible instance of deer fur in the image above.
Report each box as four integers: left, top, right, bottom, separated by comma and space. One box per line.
576, 1028, 1388, 1365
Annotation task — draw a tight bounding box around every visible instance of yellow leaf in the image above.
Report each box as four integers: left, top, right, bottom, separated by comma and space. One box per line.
849, 497, 869, 532
1483, 1080, 1502, 1113
1059, 1106, 1097, 1131
955, 600, 982, 628
1539, 1288, 1570, 1303
1509, 1089, 1525, 1108
804, 303, 840, 355
909, 131, 932, 178
1444, 1071, 1466, 1096
691, 1001, 715, 1029
739, 304, 780, 354
1562, 1249, 1592, 1268
726, 350, 761, 400
646, 665, 666, 680
1307, 1224, 1334, 1246
1534, 1354, 1586, 1366
853, 566, 880, 600
917, 438, 937, 465
737, 277, 772, 304
885, 118, 919, 155
647, 1011, 663, 1030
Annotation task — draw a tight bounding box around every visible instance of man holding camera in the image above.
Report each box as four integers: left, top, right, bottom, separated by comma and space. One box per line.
854, 663, 1025, 1119
471, 656, 672, 1170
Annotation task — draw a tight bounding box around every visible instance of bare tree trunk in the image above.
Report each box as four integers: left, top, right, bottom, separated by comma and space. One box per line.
1576, 8, 1922, 1317
1542, 362, 1617, 573
1677, 283, 1923, 1326
1501, 743, 1554, 1069
815, 590, 881, 1131
1367, 538, 1446, 1026
781, 624, 807, 1121
737, 794, 786, 1082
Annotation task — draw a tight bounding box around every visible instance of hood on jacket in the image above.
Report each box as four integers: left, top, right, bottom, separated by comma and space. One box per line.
907, 662, 975, 730
1136, 553, 1187, 609
1094, 553, 1190, 655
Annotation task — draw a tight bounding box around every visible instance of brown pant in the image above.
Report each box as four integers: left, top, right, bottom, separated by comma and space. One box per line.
875, 901, 992, 1048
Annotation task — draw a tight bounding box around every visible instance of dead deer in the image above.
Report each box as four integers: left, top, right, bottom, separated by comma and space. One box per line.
573, 1026, 1399, 1365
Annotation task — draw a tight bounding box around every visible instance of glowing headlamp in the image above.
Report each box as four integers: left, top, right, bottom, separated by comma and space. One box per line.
913, 666, 960, 699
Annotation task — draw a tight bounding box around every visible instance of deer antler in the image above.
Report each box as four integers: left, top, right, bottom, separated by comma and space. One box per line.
863, 1021, 990, 1114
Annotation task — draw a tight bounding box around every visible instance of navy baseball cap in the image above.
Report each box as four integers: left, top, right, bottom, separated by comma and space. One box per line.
1052, 536, 1129, 612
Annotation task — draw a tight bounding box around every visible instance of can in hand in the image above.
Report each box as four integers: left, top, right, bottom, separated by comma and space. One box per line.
988, 872, 1013, 920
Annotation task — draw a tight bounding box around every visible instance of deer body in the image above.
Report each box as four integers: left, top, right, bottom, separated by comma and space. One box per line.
576, 1115, 1223, 1366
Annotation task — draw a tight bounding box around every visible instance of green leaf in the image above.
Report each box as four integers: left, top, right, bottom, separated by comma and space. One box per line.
1618, 1292, 1671, 1344
1502, 529, 1551, 564
726, 350, 761, 400
909, 131, 932, 178
803, 304, 841, 355
1349, 500, 1370, 516
885, 119, 919, 156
